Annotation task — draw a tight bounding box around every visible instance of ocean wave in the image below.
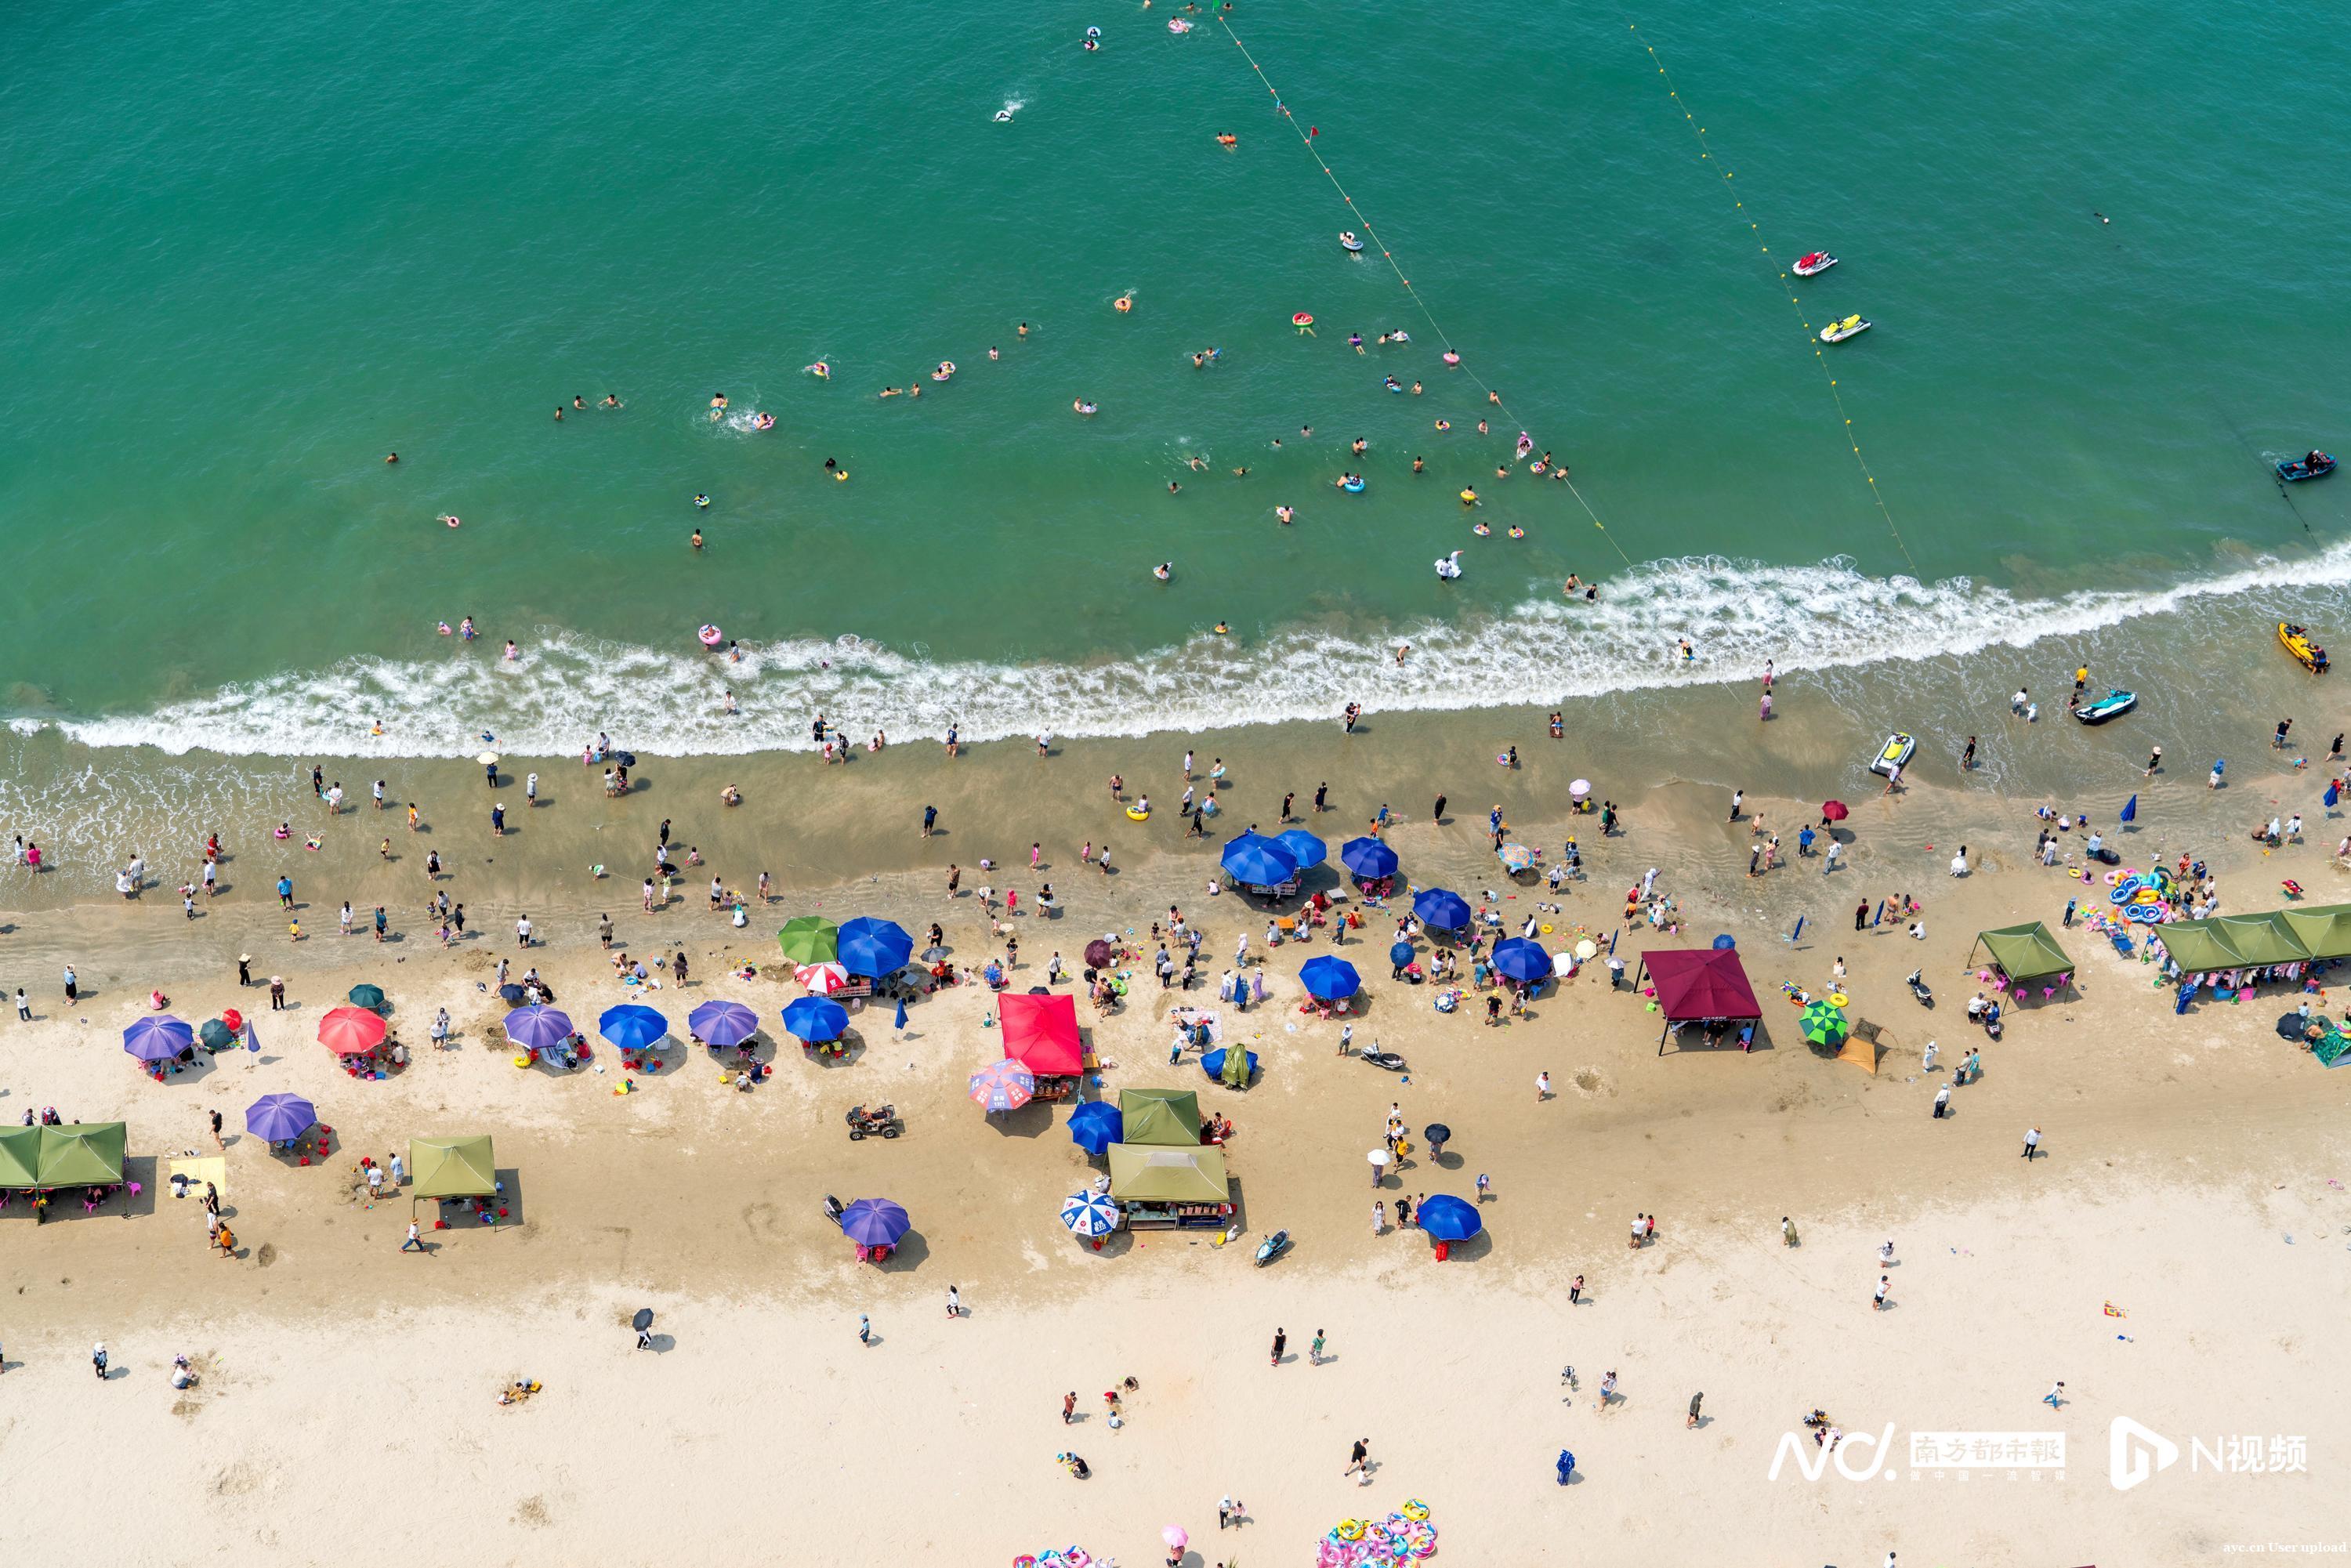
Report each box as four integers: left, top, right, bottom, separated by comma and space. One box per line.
46, 543, 2351, 759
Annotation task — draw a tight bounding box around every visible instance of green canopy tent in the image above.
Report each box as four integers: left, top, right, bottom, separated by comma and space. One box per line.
2161, 913, 2309, 973
410, 1135, 498, 1199
2279, 904, 2351, 961
1966, 922, 2077, 983
1118, 1088, 1202, 1147
1107, 1145, 1230, 1204
37, 1122, 126, 1186
0, 1124, 41, 1189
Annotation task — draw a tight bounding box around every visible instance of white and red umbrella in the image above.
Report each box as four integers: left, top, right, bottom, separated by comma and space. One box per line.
795, 961, 852, 994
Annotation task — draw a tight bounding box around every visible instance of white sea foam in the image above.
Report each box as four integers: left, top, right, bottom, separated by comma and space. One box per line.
49, 545, 2351, 760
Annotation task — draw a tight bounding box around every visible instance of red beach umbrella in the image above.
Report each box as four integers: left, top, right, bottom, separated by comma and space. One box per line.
317, 1005, 387, 1056
1820, 800, 1850, 822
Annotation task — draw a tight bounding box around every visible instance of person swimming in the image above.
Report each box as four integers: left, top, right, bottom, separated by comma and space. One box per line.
752, 412, 774, 430
1434, 419, 1451, 432
437, 621, 452, 636
1073, 398, 1097, 415
694, 494, 710, 509
1275, 505, 1294, 524
1114, 294, 1133, 313
1153, 562, 1172, 581
1216, 132, 1237, 147
1212, 621, 1230, 635
806, 361, 830, 378
1473, 521, 1491, 537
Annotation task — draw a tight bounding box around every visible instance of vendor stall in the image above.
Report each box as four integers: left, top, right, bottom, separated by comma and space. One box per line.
1107, 1144, 1232, 1229
1002, 992, 1086, 1100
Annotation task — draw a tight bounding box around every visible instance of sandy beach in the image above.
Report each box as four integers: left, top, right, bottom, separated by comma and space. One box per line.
6, 662, 2351, 1566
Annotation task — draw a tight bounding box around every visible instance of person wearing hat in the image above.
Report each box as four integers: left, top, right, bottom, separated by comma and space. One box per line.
92, 1342, 108, 1381
236, 954, 252, 987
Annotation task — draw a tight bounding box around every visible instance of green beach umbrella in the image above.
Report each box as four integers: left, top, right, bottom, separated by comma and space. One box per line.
776, 917, 839, 965
199, 1018, 236, 1051
1799, 999, 1849, 1046
348, 983, 387, 1012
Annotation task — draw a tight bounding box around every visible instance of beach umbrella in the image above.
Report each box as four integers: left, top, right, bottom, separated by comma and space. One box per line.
775, 917, 839, 965
1490, 937, 1552, 984
244, 1019, 262, 1055
1220, 832, 1299, 888
1820, 800, 1849, 821
123, 1016, 194, 1063
1422, 1121, 1452, 1147
1388, 940, 1417, 969
1083, 938, 1115, 969
1799, 999, 1848, 1045
969, 1058, 1036, 1113
1568, 779, 1591, 799
475, 751, 500, 766
838, 1198, 911, 1248
1498, 842, 1537, 873
795, 961, 852, 994
1060, 1189, 1119, 1237
1367, 1148, 1390, 1168
1299, 954, 1361, 1000
782, 996, 849, 1044
893, 995, 908, 1031
837, 917, 913, 978
1417, 1194, 1483, 1242
245, 1093, 317, 1142
1068, 1100, 1123, 1155
2120, 794, 2139, 824
1712, 933, 1737, 950
317, 1006, 387, 1056
347, 983, 386, 1011
1786, 915, 1805, 943
598, 1004, 668, 1051
632, 1308, 654, 1334
1339, 837, 1398, 882
1275, 828, 1328, 868
1163, 1526, 1189, 1552
687, 999, 759, 1047
1414, 888, 1471, 930
503, 1005, 574, 1050
199, 1018, 235, 1051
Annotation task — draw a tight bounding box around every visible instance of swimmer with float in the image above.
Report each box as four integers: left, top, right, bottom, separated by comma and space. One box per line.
1153, 562, 1172, 581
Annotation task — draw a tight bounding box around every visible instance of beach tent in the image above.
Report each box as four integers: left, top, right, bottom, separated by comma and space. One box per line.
1107, 1145, 1230, 1204
2278, 904, 2351, 961
1002, 992, 1084, 1077
2157, 913, 2308, 974
37, 1122, 126, 1186
1636, 948, 1762, 1052
1118, 1088, 1202, 1147
410, 1135, 498, 1199
0, 1125, 40, 1188
1965, 922, 2078, 983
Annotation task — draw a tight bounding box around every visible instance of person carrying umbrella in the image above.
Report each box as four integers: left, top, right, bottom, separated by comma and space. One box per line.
633, 1308, 655, 1350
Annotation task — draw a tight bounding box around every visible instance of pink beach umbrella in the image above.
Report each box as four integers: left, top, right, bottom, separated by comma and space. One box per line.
1163, 1525, 1189, 1551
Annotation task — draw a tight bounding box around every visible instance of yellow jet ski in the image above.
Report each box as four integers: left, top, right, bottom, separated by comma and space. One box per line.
2279, 621, 2330, 674
1820, 314, 1871, 343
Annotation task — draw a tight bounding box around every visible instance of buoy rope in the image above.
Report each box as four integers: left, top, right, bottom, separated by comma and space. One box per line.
1215, 15, 1633, 568
1629, 24, 1918, 574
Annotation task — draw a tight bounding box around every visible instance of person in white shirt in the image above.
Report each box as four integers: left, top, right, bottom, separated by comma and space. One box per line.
516, 914, 534, 948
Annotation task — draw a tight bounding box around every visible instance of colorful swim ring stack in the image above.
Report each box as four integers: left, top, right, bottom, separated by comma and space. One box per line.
1318, 1501, 1439, 1566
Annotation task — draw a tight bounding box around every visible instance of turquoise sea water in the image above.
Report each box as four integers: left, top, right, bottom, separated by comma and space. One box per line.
2, 0, 2346, 751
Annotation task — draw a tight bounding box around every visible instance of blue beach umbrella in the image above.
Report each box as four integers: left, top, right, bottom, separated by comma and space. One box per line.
1416, 1194, 1483, 1242
782, 996, 849, 1044
1490, 937, 1552, 984
1340, 836, 1399, 879
245, 1093, 317, 1142
598, 1004, 668, 1051
1413, 888, 1471, 931
1221, 832, 1299, 888
1299, 954, 1361, 1000
839, 1198, 910, 1248
894, 995, 909, 1031
2120, 794, 2138, 824
123, 1016, 194, 1063
1274, 829, 1328, 868
837, 917, 914, 978
687, 999, 759, 1047
503, 1005, 573, 1050
1068, 1101, 1123, 1156
1389, 940, 1418, 969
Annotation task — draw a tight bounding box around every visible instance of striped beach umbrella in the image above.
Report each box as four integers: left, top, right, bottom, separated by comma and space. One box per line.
1060, 1190, 1119, 1237
969, 1058, 1036, 1113
795, 961, 853, 994
1799, 998, 1849, 1045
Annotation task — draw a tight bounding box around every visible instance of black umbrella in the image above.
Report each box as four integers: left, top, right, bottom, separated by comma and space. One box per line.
1423, 1122, 1453, 1146
632, 1308, 654, 1332
499, 983, 525, 1004
2277, 1012, 2314, 1041
1083, 939, 1114, 969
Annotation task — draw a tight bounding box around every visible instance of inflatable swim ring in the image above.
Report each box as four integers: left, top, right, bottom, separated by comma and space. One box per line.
1125, 807, 1150, 821
440, 515, 461, 528
1338, 1519, 1366, 1541
698, 625, 724, 646
1168, 16, 1191, 31
1828, 992, 1849, 1008
1539, 923, 1553, 934
806, 361, 830, 378
1441, 350, 1461, 366
1342, 477, 1365, 494
1292, 312, 1314, 327
1400, 1501, 1429, 1522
